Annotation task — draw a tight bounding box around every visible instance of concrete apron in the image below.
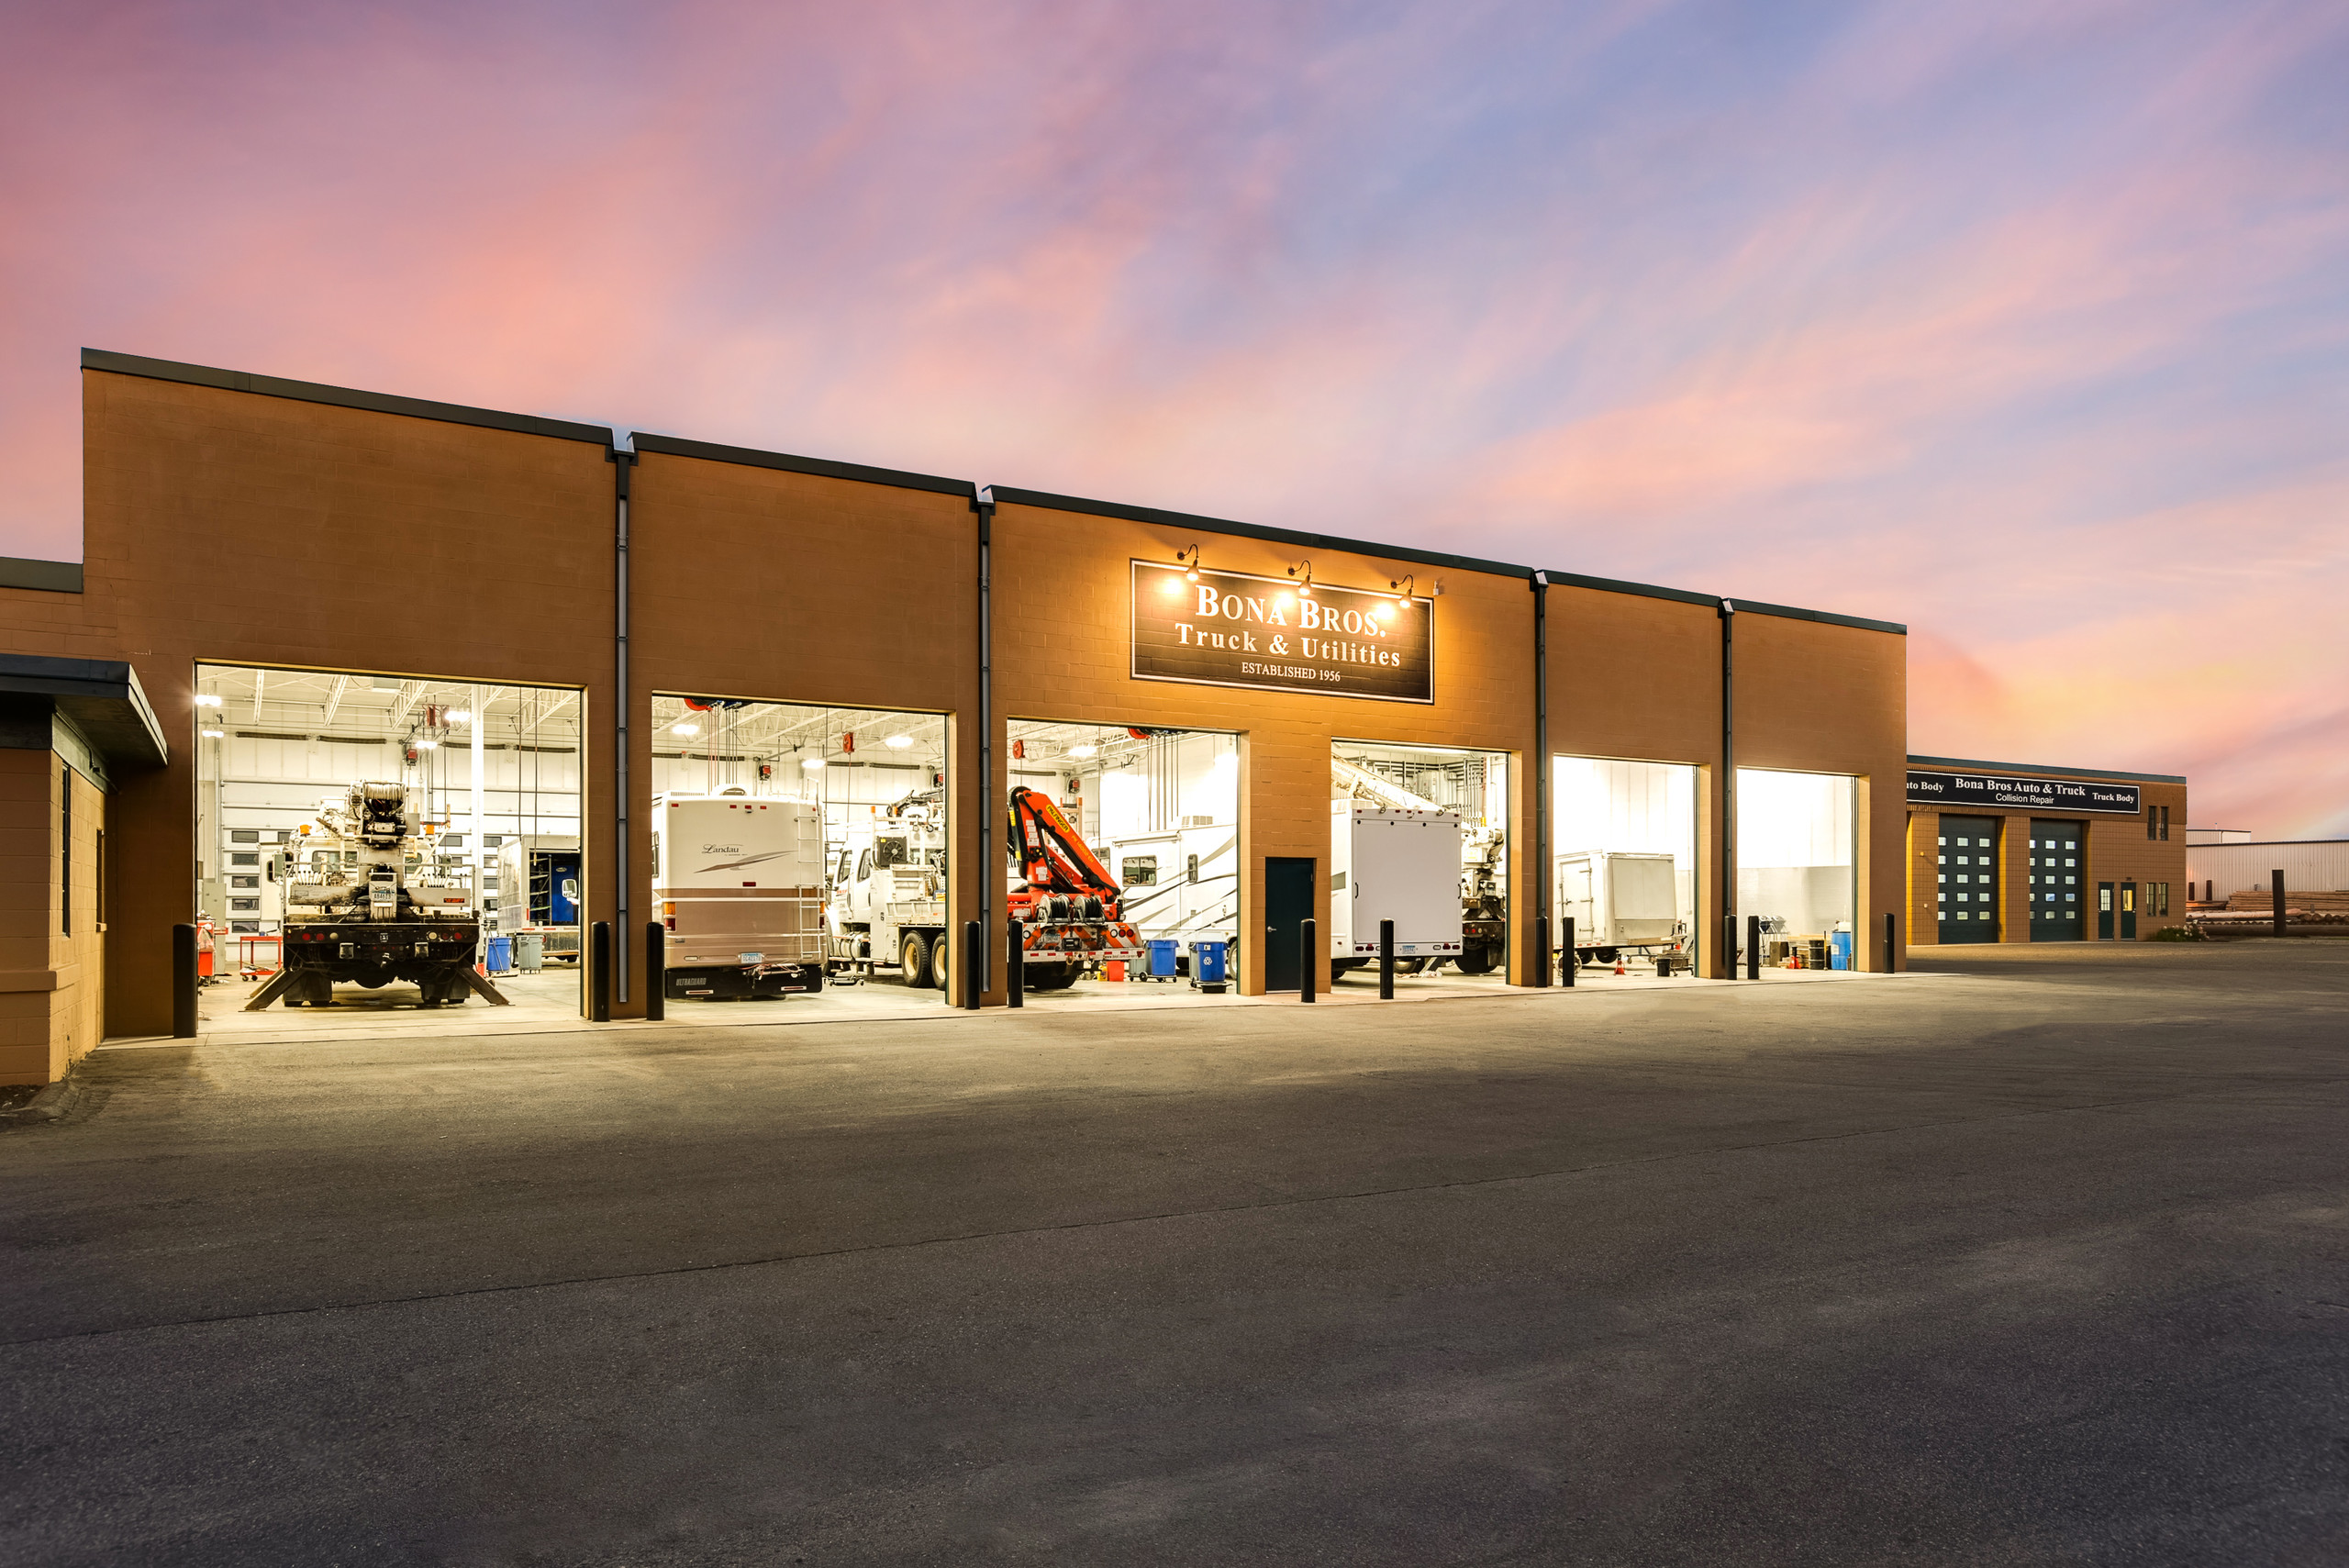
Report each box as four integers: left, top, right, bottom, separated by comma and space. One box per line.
97, 960, 1917, 1053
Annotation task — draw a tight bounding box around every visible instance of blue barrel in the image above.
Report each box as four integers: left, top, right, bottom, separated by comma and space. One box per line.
1189, 940, 1228, 983
1145, 939, 1179, 977
1830, 930, 1854, 971
485, 935, 513, 973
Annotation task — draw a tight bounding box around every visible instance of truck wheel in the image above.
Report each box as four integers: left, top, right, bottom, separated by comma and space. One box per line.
900, 931, 932, 989
930, 933, 952, 993
1453, 945, 1497, 975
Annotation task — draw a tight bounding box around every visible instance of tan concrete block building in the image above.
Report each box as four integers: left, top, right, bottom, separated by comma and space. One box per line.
1904, 756, 2188, 945
0, 350, 2187, 1079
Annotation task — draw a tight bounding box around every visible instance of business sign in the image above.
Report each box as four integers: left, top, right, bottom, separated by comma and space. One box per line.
1906, 769, 2141, 816
1131, 561, 1433, 704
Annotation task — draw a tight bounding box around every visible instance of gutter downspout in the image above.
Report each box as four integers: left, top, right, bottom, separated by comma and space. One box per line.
974, 486, 995, 1009
610, 446, 637, 1008
1531, 573, 1550, 986
1719, 597, 1735, 978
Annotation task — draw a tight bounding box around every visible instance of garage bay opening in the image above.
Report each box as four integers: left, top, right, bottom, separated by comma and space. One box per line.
650, 696, 952, 1010
193, 665, 584, 1035
1330, 740, 1508, 990
1004, 719, 1239, 1002
1739, 768, 1860, 970
1553, 757, 1698, 979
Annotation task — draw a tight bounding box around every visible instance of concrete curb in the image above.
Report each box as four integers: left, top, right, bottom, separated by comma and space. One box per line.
0, 1074, 83, 1128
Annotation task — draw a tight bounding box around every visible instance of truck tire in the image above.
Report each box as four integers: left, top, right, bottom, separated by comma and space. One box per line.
1025, 962, 1078, 991
930, 932, 951, 993
900, 931, 932, 989
1453, 944, 1497, 975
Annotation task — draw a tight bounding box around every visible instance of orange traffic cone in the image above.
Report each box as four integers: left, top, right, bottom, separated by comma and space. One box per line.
1614, 956, 1627, 975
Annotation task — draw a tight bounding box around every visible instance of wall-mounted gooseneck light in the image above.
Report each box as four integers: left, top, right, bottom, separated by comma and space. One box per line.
1287, 560, 1315, 597
1174, 543, 1203, 584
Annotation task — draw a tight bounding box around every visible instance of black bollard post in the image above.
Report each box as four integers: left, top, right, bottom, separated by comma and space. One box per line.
590, 921, 611, 1022
173, 922, 198, 1039
1724, 914, 1739, 980
644, 921, 665, 1021
964, 919, 983, 1009
1531, 915, 1550, 988
1300, 917, 1318, 1004
2273, 869, 2287, 939
1746, 914, 1761, 980
1883, 911, 1896, 973
1562, 917, 1575, 987
1007, 917, 1025, 1008
1378, 918, 1395, 999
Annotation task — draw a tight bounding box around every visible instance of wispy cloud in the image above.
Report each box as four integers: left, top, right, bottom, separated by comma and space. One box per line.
4, 0, 2345, 831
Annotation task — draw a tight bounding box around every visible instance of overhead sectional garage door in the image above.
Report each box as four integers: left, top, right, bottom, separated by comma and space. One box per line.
1937, 816, 1999, 943
2029, 820, 2086, 941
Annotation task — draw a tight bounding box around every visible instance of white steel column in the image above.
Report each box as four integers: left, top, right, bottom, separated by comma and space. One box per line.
469, 685, 485, 919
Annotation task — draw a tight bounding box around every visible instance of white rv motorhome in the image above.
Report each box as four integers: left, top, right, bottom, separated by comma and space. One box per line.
653, 793, 827, 999
1330, 804, 1465, 963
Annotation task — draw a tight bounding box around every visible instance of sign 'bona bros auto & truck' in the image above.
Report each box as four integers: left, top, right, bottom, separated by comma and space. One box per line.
1130, 561, 1434, 703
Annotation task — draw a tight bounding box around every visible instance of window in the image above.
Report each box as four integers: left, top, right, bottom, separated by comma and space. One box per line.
231, 828, 260, 844
2160, 806, 2170, 841
230, 874, 260, 890
230, 851, 260, 867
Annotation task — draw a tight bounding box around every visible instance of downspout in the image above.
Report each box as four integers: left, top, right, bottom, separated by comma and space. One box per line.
974, 485, 995, 1009
609, 446, 637, 1006
1531, 572, 1550, 986
1719, 597, 1736, 976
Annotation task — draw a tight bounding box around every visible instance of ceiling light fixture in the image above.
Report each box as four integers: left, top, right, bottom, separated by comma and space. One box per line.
195, 694, 223, 707
885, 734, 913, 749
673, 722, 699, 736
1070, 743, 1098, 759
200, 728, 225, 739
449, 709, 473, 724
801, 757, 827, 772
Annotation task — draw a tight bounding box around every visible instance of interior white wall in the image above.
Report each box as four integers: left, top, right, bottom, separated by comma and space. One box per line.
1736, 767, 1857, 940
1553, 756, 1698, 937
1071, 731, 1241, 944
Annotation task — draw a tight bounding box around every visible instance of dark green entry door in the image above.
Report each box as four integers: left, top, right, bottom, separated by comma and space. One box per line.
2097, 883, 2115, 939
1937, 817, 1999, 943
1264, 857, 1315, 992
2028, 820, 2085, 941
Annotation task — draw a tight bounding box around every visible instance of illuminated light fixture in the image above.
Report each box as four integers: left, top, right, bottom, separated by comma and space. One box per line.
885, 734, 913, 749
200, 728, 225, 739
1387, 573, 1415, 603
1174, 542, 1203, 584
1070, 743, 1098, 759
195, 693, 223, 707
801, 757, 827, 772
1373, 601, 1395, 619
449, 709, 473, 724
1287, 560, 1314, 597
673, 722, 699, 736
417, 740, 439, 751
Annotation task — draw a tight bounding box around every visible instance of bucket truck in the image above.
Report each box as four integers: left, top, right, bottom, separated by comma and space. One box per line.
244, 782, 509, 1010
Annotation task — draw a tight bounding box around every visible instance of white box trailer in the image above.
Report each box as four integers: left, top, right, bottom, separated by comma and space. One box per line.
1555, 851, 1681, 961
653, 794, 827, 1000
1330, 805, 1464, 961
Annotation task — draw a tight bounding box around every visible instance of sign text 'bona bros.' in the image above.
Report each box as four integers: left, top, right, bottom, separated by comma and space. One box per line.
1130, 561, 1434, 704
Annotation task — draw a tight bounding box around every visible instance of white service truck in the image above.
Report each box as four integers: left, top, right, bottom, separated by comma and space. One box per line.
1330, 804, 1465, 968
653, 793, 827, 1000
1554, 850, 1683, 967
826, 816, 951, 988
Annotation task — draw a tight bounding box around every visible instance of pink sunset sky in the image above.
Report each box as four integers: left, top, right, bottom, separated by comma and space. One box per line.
6, 2, 2345, 834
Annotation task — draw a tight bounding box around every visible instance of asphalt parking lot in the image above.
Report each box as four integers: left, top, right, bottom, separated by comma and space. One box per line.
4, 940, 2344, 1565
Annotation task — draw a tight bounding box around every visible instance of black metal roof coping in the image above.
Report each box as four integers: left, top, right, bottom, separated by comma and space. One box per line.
82, 349, 617, 446
629, 432, 976, 499
0, 653, 169, 768
1907, 754, 2188, 785
985, 485, 1533, 581
0, 557, 83, 594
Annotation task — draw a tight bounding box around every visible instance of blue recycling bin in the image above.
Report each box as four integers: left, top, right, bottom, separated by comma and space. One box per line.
1189, 940, 1228, 984
485, 935, 512, 974
1145, 940, 1180, 978
1830, 930, 1854, 971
